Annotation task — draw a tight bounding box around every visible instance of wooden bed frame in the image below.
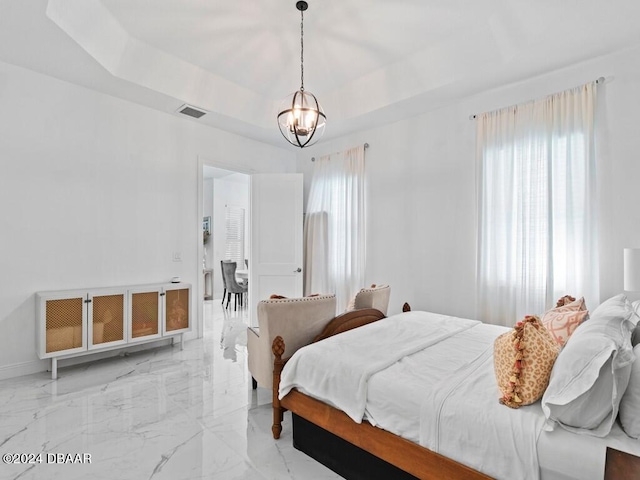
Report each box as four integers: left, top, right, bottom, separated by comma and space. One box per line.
271, 305, 491, 480
270, 305, 640, 480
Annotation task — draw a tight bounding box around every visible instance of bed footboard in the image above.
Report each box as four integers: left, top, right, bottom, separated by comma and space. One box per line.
272, 335, 286, 439
271, 307, 387, 439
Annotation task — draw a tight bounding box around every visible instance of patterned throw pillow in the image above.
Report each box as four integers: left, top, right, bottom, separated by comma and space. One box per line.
494, 315, 561, 408
555, 294, 576, 308
541, 296, 589, 346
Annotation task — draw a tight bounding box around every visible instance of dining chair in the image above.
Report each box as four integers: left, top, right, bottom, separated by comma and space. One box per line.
221, 260, 248, 311
220, 261, 227, 305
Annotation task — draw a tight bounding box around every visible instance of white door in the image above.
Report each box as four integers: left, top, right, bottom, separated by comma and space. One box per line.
249, 174, 303, 327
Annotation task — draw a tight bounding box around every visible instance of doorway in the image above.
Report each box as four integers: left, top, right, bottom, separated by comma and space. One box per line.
202, 166, 250, 305
196, 161, 303, 337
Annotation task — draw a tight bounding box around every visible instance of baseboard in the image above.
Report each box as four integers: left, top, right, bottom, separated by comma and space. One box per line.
0, 338, 178, 381
0, 359, 48, 381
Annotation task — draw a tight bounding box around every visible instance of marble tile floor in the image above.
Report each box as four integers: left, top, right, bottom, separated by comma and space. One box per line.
0, 301, 342, 480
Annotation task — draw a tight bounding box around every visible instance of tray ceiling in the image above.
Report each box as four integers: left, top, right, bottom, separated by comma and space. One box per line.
0, 0, 639, 147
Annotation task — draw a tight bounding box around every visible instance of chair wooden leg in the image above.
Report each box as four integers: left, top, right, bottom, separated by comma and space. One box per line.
252, 376, 257, 390
221, 288, 226, 304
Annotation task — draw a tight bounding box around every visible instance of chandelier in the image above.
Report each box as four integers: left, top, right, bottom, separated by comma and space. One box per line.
277, 1, 326, 148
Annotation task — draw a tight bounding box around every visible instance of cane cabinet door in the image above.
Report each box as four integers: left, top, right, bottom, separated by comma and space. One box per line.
37, 291, 87, 358
88, 288, 127, 350
163, 284, 191, 335
128, 287, 162, 343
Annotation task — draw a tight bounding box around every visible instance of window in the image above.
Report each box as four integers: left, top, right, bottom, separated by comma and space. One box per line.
224, 206, 245, 267
477, 82, 598, 325
304, 146, 365, 311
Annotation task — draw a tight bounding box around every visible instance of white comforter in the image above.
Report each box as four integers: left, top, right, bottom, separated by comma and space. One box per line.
279, 311, 480, 422
419, 344, 545, 480
279, 311, 545, 480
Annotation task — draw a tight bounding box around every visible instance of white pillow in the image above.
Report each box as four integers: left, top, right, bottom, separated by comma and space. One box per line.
632, 300, 640, 346
541, 294, 635, 437
591, 294, 637, 326
619, 344, 640, 438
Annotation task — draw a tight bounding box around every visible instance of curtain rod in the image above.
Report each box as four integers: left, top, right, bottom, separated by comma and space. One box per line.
311, 143, 369, 162
468, 76, 606, 120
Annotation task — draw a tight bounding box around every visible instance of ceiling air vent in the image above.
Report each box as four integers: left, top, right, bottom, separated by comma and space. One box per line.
176, 104, 207, 119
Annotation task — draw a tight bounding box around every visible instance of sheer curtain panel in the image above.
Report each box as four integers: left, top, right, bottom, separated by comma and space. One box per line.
477, 82, 598, 326
304, 146, 365, 311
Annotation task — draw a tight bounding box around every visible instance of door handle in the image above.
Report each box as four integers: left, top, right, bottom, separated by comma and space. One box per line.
294, 268, 302, 273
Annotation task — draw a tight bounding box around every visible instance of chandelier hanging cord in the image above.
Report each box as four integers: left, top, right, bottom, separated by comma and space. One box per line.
298, 1, 306, 91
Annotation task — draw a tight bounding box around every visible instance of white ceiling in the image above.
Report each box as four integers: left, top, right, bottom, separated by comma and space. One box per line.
1, 0, 639, 147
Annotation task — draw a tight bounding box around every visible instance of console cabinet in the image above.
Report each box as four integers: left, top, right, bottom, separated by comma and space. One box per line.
37, 283, 191, 379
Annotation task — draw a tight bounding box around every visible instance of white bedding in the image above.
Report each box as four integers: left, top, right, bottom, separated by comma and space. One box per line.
419, 343, 545, 480
537, 422, 640, 480
279, 311, 480, 422
279, 310, 640, 480
364, 322, 508, 440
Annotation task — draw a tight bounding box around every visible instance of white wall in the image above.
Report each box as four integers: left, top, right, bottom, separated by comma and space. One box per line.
298, 45, 640, 320
0, 60, 295, 379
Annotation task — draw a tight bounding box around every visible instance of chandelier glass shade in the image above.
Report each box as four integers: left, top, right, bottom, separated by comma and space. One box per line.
277, 1, 326, 148
277, 90, 326, 148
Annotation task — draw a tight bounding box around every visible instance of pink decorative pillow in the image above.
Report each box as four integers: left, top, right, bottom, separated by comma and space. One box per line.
494, 315, 561, 408
541, 297, 588, 346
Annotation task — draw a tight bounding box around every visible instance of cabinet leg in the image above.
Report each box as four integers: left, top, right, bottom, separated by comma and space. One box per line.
51, 358, 57, 380
180, 333, 184, 351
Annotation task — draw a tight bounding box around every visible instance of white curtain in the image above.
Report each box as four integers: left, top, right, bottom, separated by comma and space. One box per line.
477, 82, 598, 326
304, 145, 366, 311
303, 211, 329, 294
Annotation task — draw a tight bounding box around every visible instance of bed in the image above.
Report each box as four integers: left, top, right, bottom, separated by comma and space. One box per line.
270, 303, 640, 480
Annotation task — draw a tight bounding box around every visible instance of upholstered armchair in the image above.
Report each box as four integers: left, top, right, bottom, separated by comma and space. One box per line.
351, 284, 391, 315
247, 294, 336, 389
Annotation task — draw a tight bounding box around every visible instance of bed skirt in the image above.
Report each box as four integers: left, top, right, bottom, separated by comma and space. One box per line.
292, 413, 418, 480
